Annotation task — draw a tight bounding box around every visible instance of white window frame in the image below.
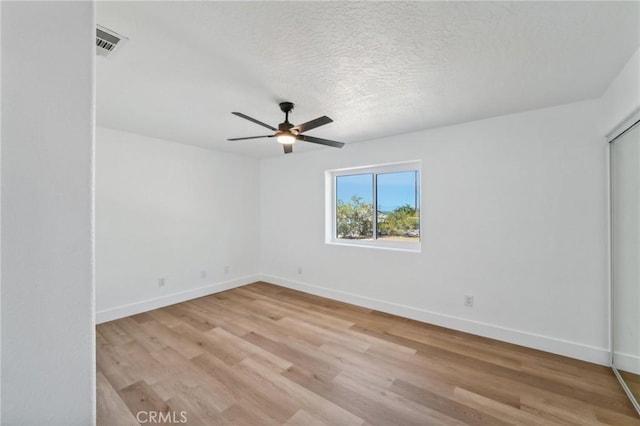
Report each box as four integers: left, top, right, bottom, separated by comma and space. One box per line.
325, 160, 422, 252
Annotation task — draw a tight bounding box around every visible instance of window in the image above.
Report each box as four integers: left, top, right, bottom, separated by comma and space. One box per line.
326, 161, 421, 251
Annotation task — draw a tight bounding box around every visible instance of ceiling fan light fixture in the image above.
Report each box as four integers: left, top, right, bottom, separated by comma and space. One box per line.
228, 102, 344, 154
276, 131, 296, 144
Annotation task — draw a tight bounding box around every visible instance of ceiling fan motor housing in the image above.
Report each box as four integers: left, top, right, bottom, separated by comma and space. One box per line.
278, 102, 295, 131
279, 102, 294, 113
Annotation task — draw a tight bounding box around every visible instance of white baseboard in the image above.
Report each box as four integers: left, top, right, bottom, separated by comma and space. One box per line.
96, 275, 260, 324
613, 351, 640, 375
260, 274, 610, 366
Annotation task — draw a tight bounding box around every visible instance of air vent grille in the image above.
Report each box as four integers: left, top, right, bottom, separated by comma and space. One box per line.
96, 25, 126, 57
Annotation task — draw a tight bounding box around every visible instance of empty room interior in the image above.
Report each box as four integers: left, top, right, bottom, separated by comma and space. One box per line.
2, 1, 640, 425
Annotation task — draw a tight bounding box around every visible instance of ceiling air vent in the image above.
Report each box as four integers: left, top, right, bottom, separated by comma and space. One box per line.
96, 25, 127, 57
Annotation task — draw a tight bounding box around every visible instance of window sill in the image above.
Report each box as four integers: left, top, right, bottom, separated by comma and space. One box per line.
326, 239, 422, 253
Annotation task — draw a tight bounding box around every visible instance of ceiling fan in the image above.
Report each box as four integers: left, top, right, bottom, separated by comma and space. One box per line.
228, 102, 345, 154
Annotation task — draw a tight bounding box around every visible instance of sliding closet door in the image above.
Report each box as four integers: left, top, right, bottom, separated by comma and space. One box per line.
611, 121, 640, 411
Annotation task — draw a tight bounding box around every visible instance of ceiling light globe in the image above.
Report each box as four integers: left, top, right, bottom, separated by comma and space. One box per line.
276, 133, 296, 144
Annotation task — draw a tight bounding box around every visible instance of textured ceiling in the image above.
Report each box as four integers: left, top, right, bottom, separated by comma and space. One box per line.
97, 1, 640, 158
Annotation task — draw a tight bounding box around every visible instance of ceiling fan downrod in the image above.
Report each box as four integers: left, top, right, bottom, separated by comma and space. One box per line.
279, 102, 294, 126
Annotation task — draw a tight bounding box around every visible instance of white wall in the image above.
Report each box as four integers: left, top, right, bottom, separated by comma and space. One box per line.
96, 127, 261, 322
610, 124, 640, 374
601, 47, 640, 137
603, 47, 640, 374
0, 2, 3, 420
260, 99, 609, 364
1, 2, 95, 424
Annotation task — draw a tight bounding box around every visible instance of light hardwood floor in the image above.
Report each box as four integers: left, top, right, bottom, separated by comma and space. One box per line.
619, 370, 640, 407
97, 282, 640, 425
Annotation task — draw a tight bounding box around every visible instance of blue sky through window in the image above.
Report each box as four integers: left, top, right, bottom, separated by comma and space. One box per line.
336, 173, 373, 204
377, 171, 419, 212
336, 171, 418, 212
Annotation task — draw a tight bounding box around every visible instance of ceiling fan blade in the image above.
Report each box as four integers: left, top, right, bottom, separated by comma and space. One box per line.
292, 116, 333, 133
231, 112, 277, 131
297, 134, 345, 148
283, 144, 293, 154
227, 135, 274, 141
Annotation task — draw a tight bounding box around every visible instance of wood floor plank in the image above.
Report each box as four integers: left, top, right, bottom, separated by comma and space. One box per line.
96, 335, 142, 391
98, 321, 135, 346
131, 312, 155, 324
222, 398, 283, 426
116, 317, 167, 353
389, 321, 523, 369
240, 356, 365, 425
277, 316, 370, 352
282, 362, 431, 426
161, 303, 216, 332
97, 282, 640, 425
208, 326, 292, 371
192, 296, 284, 340
595, 405, 640, 426
148, 346, 236, 412
620, 370, 640, 402
332, 369, 466, 426
166, 393, 229, 425
192, 351, 297, 423
96, 371, 139, 426
283, 409, 329, 426
139, 320, 206, 359
242, 331, 342, 382
452, 387, 544, 426
239, 288, 356, 330
117, 380, 172, 423
146, 308, 183, 328
520, 391, 600, 425
389, 378, 511, 426
111, 340, 168, 386
187, 297, 254, 336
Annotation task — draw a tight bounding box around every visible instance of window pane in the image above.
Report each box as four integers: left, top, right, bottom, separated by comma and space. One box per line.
336, 174, 374, 240
376, 171, 420, 241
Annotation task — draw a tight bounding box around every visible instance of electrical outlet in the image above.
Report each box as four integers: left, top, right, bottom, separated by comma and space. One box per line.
224, 265, 230, 275
200, 270, 207, 279
297, 266, 303, 275
158, 278, 166, 288
464, 294, 474, 307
